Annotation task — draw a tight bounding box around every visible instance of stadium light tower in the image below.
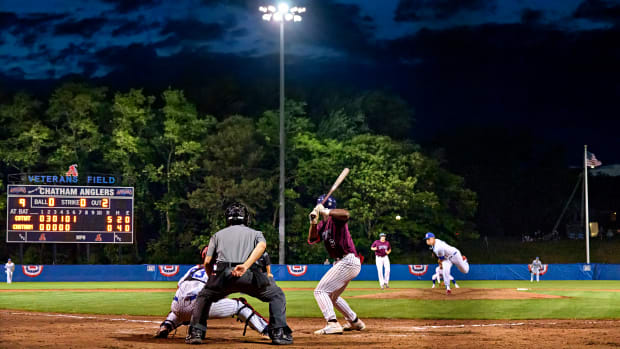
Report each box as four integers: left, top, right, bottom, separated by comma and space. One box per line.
259, 3, 305, 265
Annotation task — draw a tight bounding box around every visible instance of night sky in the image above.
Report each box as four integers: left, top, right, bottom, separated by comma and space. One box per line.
1, 0, 619, 164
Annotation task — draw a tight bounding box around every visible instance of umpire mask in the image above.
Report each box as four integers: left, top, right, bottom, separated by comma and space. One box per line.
225, 202, 249, 226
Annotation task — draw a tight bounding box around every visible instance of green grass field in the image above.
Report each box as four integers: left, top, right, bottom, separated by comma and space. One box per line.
1, 280, 619, 320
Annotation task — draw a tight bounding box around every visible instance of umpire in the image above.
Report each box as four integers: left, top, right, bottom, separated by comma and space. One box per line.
187, 202, 293, 345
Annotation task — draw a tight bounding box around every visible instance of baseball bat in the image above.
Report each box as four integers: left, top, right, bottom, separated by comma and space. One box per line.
311, 168, 350, 219
321, 167, 350, 205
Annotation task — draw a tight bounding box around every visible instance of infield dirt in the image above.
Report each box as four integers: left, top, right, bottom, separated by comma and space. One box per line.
1, 310, 619, 348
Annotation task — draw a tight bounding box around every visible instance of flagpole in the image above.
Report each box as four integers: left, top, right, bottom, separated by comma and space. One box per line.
584, 145, 590, 264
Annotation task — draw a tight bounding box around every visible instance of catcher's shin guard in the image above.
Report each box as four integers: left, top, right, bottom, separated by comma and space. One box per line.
235, 297, 269, 336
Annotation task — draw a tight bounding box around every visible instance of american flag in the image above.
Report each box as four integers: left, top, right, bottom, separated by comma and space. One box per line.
586, 151, 602, 168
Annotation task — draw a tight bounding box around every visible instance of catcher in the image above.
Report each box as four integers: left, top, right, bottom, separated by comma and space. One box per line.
154, 254, 269, 339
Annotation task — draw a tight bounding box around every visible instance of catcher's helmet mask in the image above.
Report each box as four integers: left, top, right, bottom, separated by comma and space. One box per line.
225, 202, 250, 226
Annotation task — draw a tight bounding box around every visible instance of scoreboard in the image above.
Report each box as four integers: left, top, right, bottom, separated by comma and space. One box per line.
6, 185, 134, 244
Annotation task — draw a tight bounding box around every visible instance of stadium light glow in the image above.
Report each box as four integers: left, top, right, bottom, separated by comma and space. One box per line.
258, 3, 306, 265
260, 2, 305, 22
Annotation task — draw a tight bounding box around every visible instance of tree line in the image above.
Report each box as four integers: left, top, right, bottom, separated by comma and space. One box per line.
0, 83, 477, 264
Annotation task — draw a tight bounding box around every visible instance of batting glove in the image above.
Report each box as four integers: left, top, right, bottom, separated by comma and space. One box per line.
314, 204, 330, 217
309, 209, 319, 225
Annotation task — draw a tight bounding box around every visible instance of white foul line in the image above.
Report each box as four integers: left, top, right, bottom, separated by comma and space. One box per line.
9, 312, 160, 324
399, 322, 529, 331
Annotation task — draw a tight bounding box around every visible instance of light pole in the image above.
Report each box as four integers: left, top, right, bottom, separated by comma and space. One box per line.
259, 3, 305, 265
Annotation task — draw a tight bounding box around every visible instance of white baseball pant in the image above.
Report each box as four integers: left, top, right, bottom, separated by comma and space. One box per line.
375, 255, 390, 286
6, 270, 13, 284
442, 250, 468, 290
447, 250, 469, 274
432, 271, 453, 283
165, 297, 267, 334
531, 269, 540, 282
314, 253, 361, 322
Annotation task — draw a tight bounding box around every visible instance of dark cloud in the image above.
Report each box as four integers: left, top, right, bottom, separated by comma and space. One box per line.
94, 43, 160, 69
1, 12, 69, 47
0, 12, 19, 30
20, 33, 38, 46
160, 19, 226, 41
574, 0, 620, 24
52, 43, 93, 64
394, 0, 496, 21
385, 23, 620, 141
199, 0, 254, 9
0, 12, 67, 30
1, 11, 68, 44
6, 67, 25, 79
54, 17, 107, 37
111, 18, 159, 37
285, 2, 377, 56
521, 8, 544, 25
102, 0, 161, 13
229, 27, 248, 38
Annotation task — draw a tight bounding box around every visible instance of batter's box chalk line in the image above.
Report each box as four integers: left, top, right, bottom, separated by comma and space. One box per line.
9, 312, 160, 324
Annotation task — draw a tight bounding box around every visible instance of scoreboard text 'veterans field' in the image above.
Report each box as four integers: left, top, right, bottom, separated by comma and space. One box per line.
6, 184, 134, 244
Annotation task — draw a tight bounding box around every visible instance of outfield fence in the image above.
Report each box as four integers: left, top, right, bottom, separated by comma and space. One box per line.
6, 263, 620, 282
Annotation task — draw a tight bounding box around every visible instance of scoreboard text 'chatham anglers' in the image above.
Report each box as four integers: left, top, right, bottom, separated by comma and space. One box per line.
6, 184, 134, 244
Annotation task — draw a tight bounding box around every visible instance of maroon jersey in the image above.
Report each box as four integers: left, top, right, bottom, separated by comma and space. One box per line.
371, 240, 391, 257
309, 216, 357, 259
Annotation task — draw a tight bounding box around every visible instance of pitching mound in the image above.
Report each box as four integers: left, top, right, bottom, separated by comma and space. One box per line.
351, 288, 565, 300
2, 310, 619, 348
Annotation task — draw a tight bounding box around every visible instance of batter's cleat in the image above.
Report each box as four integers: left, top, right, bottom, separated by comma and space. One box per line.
343, 319, 366, 332
446, 289, 452, 295
153, 323, 172, 338
455, 283, 460, 288
381, 285, 385, 290
269, 327, 293, 345
314, 322, 343, 335
432, 284, 436, 288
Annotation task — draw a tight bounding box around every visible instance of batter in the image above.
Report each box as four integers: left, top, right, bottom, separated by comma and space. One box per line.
308, 194, 366, 335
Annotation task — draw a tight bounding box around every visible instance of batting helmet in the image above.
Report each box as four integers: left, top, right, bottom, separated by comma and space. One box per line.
225, 202, 249, 226
317, 194, 337, 210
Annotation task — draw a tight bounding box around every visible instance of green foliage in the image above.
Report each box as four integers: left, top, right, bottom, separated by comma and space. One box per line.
46, 83, 108, 170
289, 132, 476, 261
0, 93, 51, 172
0, 84, 476, 264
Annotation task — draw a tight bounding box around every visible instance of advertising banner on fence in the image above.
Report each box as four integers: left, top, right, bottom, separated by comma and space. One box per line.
6, 263, 617, 282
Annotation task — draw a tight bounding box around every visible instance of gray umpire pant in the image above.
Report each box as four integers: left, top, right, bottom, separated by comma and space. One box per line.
189, 265, 289, 333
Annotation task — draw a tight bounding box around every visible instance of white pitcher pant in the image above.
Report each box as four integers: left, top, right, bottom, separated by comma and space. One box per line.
375, 256, 390, 286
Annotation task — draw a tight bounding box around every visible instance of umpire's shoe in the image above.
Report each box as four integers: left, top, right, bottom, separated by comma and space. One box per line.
269, 326, 293, 345
185, 326, 205, 345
